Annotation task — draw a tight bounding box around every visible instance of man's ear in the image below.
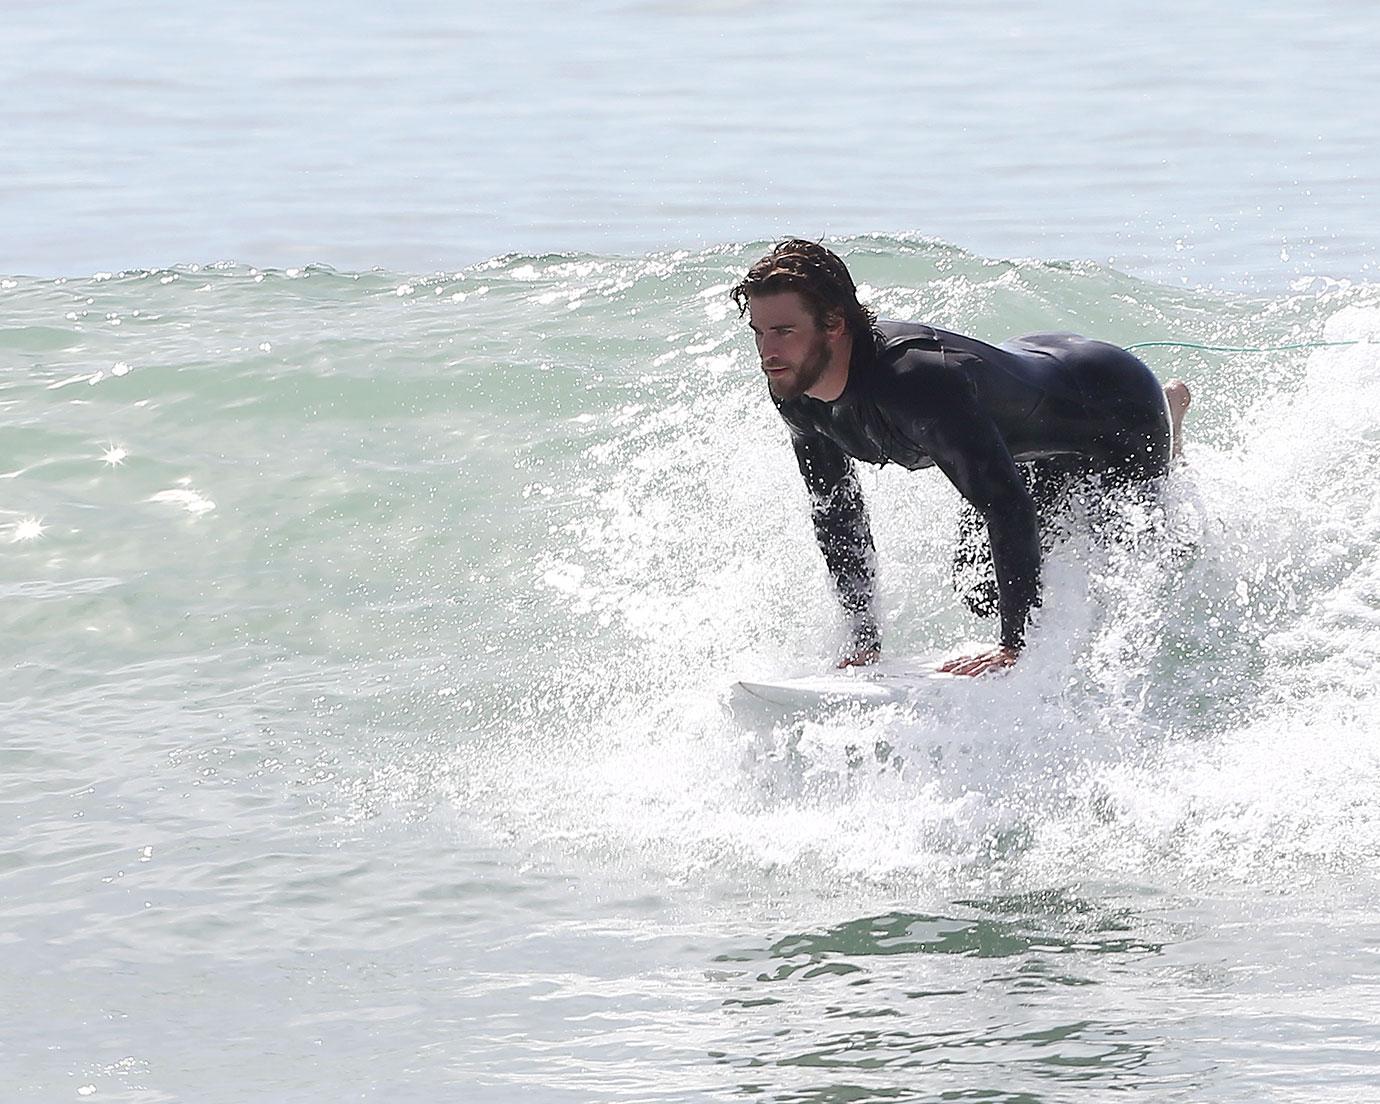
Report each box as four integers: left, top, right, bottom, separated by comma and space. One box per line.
824, 309, 846, 336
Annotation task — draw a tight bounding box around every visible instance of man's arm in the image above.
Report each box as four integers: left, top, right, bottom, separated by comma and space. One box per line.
791, 432, 881, 664
904, 364, 1041, 655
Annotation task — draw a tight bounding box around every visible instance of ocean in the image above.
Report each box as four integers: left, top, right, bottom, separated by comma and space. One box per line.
5, 4, 1380, 1103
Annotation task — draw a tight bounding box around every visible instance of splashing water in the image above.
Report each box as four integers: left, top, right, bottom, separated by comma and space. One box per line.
6, 242, 1380, 1101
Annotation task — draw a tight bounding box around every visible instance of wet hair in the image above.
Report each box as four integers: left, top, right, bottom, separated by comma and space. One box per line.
729, 238, 876, 340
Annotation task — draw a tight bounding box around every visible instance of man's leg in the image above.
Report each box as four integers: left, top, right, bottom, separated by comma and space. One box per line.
951, 502, 999, 618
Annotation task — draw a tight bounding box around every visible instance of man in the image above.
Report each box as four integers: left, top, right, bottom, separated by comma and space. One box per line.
731, 239, 1190, 676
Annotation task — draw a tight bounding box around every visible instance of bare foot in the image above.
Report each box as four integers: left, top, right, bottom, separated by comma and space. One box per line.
1165, 379, 1192, 458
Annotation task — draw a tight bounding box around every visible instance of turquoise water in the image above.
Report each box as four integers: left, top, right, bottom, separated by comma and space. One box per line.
6, 3, 1380, 1100
5, 243, 1380, 1101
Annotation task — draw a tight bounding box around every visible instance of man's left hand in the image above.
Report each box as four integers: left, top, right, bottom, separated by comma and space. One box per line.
937, 645, 1019, 677
836, 644, 881, 669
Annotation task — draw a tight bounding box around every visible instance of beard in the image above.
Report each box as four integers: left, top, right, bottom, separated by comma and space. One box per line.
764, 332, 831, 401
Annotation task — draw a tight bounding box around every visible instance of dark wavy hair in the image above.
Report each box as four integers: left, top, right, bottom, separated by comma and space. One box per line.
729, 239, 876, 340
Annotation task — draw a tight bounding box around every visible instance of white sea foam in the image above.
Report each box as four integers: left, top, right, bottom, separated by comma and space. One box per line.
451, 265, 1380, 902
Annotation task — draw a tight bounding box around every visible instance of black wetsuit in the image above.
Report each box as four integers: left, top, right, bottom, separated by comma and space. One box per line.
775, 321, 1172, 651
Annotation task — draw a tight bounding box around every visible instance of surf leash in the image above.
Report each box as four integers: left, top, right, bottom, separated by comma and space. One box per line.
1124, 338, 1370, 354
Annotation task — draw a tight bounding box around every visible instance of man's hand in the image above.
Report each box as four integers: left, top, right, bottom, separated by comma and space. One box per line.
836, 645, 881, 669
937, 645, 1019, 677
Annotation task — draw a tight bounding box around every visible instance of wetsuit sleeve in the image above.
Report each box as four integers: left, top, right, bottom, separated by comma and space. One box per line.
903, 357, 1041, 649
790, 431, 880, 653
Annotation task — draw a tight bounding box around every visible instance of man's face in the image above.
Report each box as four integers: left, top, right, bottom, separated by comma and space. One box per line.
746, 292, 833, 401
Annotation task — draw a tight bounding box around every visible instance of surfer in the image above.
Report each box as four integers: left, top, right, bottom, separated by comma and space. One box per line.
731, 239, 1191, 676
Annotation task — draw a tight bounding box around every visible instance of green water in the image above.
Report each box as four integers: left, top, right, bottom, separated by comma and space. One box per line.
4, 242, 1379, 1100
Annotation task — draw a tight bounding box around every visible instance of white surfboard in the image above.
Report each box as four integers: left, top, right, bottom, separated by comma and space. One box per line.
729, 655, 969, 720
